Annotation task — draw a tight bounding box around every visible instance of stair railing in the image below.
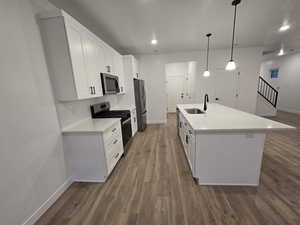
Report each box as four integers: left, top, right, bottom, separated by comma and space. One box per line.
257, 76, 278, 108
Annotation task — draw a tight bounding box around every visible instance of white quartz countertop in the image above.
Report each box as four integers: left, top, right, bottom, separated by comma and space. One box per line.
62, 118, 121, 134
177, 103, 295, 132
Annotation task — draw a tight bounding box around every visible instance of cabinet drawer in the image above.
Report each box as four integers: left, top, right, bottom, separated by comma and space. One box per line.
106, 138, 123, 173
103, 122, 122, 143
104, 135, 122, 153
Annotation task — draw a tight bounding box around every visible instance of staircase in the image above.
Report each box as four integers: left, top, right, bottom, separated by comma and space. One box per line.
256, 76, 278, 117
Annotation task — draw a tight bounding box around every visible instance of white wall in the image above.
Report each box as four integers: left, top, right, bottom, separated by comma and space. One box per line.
0, 1, 69, 224
260, 52, 300, 114
165, 62, 189, 76
165, 61, 198, 109
137, 47, 263, 123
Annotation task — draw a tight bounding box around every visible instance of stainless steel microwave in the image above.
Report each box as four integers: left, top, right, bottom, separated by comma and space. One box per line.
101, 73, 120, 95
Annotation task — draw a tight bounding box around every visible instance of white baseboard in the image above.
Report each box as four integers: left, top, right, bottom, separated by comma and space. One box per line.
278, 108, 300, 115
22, 177, 73, 225
198, 182, 259, 186
257, 113, 277, 117
73, 178, 105, 183
147, 120, 166, 124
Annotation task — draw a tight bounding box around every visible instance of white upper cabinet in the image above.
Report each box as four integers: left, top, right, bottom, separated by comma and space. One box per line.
123, 55, 139, 79
82, 30, 105, 97
113, 51, 125, 94
39, 10, 124, 101
132, 56, 139, 79
103, 45, 115, 74
63, 19, 91, 99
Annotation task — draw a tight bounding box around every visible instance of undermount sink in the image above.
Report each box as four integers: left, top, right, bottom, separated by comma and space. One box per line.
185, 108, 205, 114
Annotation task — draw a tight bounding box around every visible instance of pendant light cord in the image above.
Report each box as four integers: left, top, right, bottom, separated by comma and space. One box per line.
230, 4, 238, 61
206, 36, 210, 70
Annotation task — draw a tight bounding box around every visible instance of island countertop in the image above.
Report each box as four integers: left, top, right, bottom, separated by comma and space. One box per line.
177, 103, 295, 132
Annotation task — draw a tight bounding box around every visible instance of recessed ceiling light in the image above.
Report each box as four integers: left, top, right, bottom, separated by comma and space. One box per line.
151, 39, 157, 45
279, 24, 290, 32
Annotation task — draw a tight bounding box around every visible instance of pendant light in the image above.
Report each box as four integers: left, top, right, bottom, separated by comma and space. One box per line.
203, 33, 212, 77
278, 44, 285, 56
226, 0, 242, 71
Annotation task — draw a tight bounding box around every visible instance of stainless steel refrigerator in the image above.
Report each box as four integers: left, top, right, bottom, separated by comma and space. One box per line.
134, 79, 147, 131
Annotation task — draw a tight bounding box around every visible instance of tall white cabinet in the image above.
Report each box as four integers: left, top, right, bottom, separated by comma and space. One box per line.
39, 10, 125, 101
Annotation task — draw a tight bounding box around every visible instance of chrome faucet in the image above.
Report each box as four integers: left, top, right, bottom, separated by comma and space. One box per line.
204, 94, 209, 111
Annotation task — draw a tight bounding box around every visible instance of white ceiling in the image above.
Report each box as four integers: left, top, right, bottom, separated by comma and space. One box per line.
49, 0, 300, 55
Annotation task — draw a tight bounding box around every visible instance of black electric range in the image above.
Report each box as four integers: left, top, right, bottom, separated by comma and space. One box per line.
90, 102, 132, 148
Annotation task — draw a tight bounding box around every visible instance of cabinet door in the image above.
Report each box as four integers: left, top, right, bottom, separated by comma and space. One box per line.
114, 52, 125, 93
186, 131, 192, 169
131, 109, 138, 135
189, 132, 196, 175
94, 41, 105, 96
179, 114, 185, 144
65, 22, 89, 99
82, 32, 104, 97
132, 56, 139, 78
104, 45, 114, 74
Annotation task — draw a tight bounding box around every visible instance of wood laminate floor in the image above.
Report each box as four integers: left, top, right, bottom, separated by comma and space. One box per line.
36, 111, 300, 225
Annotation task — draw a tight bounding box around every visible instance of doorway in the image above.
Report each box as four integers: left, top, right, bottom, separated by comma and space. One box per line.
166, 75, 186, 112
165, 62, 240, 114
165, 62, 192, 113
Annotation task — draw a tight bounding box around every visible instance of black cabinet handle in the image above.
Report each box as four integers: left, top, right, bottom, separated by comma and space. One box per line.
90, 86, 93, 94
93, 86, 96, 95
186, 135, 189, 144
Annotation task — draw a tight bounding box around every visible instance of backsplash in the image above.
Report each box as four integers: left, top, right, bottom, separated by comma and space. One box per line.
55, 95, 119, 129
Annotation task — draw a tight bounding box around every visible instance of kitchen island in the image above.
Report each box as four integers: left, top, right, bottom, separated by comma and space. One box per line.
176, 103, 295, 186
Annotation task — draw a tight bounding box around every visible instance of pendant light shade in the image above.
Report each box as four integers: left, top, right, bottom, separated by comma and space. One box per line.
203, 70, 210, 77
278, 44, 285, 56
226, 60, 236, 71
203, 33, 212, 77
226, 0, 241, 71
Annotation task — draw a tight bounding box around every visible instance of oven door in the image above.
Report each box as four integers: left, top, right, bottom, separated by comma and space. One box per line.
121, 118, 132, 147
101, 73, 120, 95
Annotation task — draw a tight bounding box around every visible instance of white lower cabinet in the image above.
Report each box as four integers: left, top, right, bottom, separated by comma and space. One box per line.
63, 122, 124, 182
178, 112, 196, 176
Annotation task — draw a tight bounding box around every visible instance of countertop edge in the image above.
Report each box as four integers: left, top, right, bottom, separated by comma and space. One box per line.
62, 118, 121, 134
177, 103, 296, 132
193, 127, 296, 134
